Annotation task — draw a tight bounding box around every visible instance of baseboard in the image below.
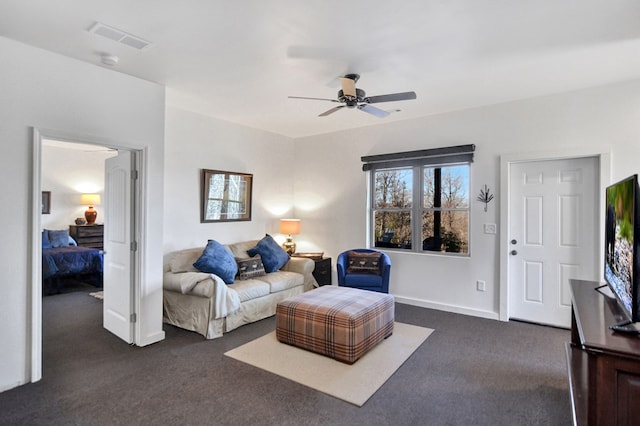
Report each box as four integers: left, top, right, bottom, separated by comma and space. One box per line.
394, 295, 500, 321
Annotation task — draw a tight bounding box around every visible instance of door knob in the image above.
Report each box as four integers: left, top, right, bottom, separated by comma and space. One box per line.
510, 250, 518, 256
511, 239, 517, 245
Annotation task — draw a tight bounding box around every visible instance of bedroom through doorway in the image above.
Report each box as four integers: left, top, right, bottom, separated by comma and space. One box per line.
32, 130, 144, 383
41, 139, 115, 297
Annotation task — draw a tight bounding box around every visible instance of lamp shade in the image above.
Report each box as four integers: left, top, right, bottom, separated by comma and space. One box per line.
280, 219, 301, 235
80, 193, 101, 206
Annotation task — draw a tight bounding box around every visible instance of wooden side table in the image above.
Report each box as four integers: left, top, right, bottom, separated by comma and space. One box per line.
69, 224, 104, 250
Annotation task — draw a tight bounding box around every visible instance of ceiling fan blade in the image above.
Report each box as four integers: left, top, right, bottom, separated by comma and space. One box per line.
365, 91, 417, 103
288, 96, 340, 103
358, 104, 390, 118
340, 77, 357, 98
319, 105, 346, 117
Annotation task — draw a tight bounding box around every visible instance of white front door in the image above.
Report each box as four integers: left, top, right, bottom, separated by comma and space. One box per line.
103, 151, 134, 343
508, 157, 599, 327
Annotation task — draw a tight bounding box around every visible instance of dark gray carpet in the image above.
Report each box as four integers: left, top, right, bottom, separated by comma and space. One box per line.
0, 289, 571, 425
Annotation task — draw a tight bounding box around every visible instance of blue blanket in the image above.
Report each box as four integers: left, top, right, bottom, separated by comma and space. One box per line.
42, 246, 103, 280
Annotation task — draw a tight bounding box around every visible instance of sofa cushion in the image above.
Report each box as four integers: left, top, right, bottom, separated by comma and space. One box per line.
255, 270, 304, 293
347, 251, 382, 275
236, 255, 266, 280
344, 273, 383, 288
228, 279, 270, 302
247, 234, 290, 273
169, 248, 202, 273
226, 240, 259, 259
193, 240, 238, 284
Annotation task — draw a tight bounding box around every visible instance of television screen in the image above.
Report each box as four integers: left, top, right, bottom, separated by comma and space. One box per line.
604, 174, 639, 322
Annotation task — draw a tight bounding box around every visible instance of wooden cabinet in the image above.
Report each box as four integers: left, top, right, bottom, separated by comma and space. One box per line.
312, 257, 332, 286
69, 224, 104, 250
567, 279, 640, 425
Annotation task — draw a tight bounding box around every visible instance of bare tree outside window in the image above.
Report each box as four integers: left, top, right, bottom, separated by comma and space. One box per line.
423, 165, 469, 253
373, 168, 413, 248
372, 164, 470, 255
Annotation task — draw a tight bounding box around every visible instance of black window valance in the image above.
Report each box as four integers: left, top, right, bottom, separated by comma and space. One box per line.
361, 144, 475, 172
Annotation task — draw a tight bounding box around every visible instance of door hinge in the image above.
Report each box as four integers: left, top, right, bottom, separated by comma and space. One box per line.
132, 169, 139, 180
130, 313, 137, 323
130, 241, 137, 252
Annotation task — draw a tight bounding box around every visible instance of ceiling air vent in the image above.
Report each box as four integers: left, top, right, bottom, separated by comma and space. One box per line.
88, 22, 151, 50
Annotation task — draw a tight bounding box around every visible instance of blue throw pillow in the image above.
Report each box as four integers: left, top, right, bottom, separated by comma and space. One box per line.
193, 240, 238, 284
42, 230, 52, 249
247, 234, 290, 273
48, 230, 70, 248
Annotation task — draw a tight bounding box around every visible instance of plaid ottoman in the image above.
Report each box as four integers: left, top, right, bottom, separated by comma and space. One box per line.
276, 285, 394, 364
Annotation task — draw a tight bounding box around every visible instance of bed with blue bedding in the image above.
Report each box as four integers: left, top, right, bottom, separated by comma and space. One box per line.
42, 229, 103, 294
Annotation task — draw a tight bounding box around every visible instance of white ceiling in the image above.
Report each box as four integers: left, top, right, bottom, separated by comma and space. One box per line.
2, 0, 640, 138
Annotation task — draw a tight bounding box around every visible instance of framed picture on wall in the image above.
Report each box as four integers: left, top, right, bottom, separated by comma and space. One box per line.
42, 191, 51, 214
201, 169, 253, 223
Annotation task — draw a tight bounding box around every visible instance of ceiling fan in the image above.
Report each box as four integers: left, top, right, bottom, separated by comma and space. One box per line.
288, 74, 417, 118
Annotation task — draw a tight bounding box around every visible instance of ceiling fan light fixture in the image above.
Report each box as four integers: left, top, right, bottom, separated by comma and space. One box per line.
288, 73, 416, 118
101, 54, 119, 66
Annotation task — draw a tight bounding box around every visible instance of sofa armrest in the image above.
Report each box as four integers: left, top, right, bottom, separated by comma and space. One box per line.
281, 256, 313, 274
163, 271, 216, 298
281, 257, 318, 291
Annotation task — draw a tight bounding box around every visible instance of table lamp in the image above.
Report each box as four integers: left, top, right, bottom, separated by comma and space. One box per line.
81, 193, 101, 225
280, 219, 301, 255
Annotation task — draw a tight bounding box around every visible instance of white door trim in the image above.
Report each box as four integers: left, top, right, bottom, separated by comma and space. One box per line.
30, 128, 145, 383
499, 149, 611, 322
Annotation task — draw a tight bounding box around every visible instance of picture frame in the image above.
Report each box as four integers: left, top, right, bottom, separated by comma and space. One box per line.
42, 191, 51, 214
201, 169, 253, 223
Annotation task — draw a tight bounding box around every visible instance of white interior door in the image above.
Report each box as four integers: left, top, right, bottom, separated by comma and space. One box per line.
508, 157, 599, 327
103, 150, 134, 343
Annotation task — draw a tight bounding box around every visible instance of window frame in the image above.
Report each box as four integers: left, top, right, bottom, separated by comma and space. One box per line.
369, 161, 471, 256
419, 162, 471, 256
371, 166, 415, 249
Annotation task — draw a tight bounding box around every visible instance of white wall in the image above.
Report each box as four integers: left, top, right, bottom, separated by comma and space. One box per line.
0, 37, 165, 392
294, 79, 640, 319
41, 142, 116, 230
163, 107, 296, 252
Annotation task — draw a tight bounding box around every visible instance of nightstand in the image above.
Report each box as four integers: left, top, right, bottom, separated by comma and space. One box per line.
69, 224, 104, 250
312, 257, 332, 286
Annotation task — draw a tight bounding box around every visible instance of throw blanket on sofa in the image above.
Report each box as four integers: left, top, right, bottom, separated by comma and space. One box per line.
163, 272, 241, 319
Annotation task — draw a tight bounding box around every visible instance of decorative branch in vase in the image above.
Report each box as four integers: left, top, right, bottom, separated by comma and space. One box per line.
477, 184, 494, 212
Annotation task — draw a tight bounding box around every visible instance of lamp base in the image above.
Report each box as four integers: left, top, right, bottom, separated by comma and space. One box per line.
85, 207, 97, 225
282, 237, 296, 255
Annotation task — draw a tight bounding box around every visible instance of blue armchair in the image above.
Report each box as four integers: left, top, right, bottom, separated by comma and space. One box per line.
337, 248, 391, 294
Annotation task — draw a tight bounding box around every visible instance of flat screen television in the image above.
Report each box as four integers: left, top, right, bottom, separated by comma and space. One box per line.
604, 174, 640, 328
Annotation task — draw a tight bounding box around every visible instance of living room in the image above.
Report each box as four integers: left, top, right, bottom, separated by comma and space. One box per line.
2, 1, 640, 422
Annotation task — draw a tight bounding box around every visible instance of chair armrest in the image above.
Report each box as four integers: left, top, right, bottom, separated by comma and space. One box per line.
336, 253, 348, 285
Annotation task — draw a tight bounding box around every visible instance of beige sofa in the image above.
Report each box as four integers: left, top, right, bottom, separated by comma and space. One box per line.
162, 239, 317, 339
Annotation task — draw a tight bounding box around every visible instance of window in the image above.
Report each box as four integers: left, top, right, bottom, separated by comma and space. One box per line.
421, 164, 469, 254
373, 168, 413, 249
364, 145, 473, 255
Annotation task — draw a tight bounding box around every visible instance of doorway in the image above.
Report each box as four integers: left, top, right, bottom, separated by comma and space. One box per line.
31, 128, 143, 382
499, 151, 610, 328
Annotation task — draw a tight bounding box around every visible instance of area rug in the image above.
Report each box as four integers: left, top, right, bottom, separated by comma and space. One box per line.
224, 322, 433, 406
89, 291, 103, 300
